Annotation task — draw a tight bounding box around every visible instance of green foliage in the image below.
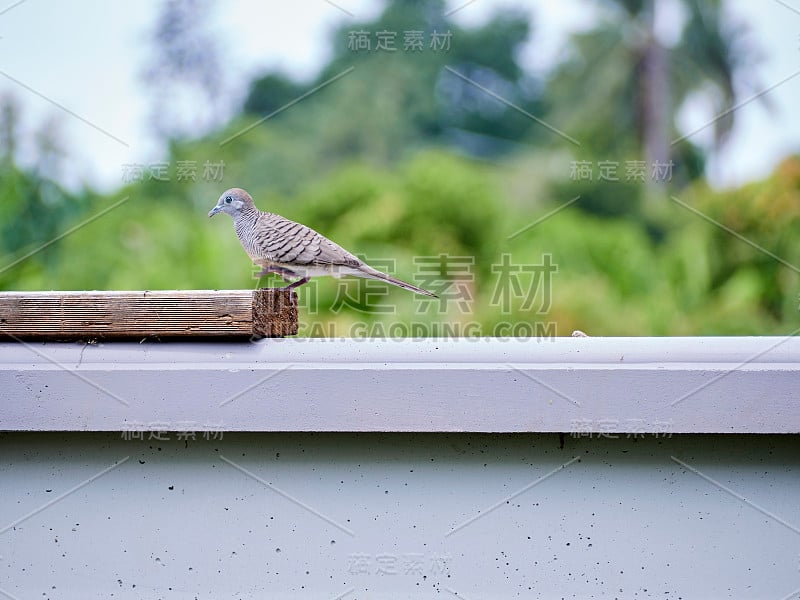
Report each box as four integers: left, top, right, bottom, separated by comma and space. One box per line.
688, 157, 800, 323
3, 147, 797, 335
0, 0, 793, 337
0, 164, 90, 289
399, 152, 500, 269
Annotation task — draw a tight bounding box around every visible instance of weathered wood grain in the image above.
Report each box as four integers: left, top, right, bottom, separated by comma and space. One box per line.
252, 288, 298, 337
0, 289, 298, 339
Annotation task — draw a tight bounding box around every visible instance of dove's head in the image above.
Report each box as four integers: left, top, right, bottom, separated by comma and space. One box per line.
208, 188, 254, 218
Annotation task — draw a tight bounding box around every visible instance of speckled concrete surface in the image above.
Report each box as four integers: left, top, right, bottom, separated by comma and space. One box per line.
1, 432, 798, 599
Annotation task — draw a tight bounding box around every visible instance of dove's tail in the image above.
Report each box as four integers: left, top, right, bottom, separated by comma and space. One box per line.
356, 265, 438, 298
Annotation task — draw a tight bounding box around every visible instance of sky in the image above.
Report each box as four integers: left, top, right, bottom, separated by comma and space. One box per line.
0, 0, 798, 192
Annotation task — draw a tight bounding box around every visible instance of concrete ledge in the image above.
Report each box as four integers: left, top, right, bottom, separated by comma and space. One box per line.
0, 337, 798, 433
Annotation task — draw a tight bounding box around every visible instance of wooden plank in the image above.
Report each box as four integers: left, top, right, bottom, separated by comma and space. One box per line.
0, 289, 297, 339
252, 288, 298, 338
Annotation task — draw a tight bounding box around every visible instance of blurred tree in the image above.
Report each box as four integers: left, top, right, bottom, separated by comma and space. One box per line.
241, 0, 541, 167
0, 93, 20, 166
142, 0, 225, 138
0, 95, 86, 290
437, 10, 537, 150
32, 115, 66, 185
545, 0, 760, 216
672, 0, 758, 147
243, 73, 306, 116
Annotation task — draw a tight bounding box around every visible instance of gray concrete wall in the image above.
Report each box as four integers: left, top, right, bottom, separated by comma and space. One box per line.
2, 432, 799, 599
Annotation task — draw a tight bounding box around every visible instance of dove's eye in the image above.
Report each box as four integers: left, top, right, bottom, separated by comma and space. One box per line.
225, 196, 232, 204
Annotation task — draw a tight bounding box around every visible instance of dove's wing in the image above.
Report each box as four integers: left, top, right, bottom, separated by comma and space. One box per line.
245, 212, 362, 268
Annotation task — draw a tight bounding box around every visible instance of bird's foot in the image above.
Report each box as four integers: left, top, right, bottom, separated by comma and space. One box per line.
283, 277, 310, 291
255, 265, 308, 290
256, 265, 297, 280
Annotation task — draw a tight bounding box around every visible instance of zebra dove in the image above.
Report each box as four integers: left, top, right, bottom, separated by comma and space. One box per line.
208, 188, 437, 297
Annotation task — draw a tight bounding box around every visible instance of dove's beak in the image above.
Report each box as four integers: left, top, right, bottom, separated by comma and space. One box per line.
208, 204, 222, 218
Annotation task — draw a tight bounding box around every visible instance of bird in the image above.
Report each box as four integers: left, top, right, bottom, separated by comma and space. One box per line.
208, 187, 437, 297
